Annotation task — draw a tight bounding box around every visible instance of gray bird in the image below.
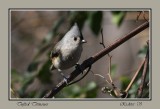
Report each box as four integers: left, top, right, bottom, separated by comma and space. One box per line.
50, 23, 86, 78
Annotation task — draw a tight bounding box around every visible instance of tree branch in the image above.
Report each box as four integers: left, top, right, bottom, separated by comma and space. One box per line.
137, 41, 149, 98
125, 41, 149, 94
125, 57, 145, 92
43, 21, 149, 98
99, 28, 106, 48
92, 21, 149, 63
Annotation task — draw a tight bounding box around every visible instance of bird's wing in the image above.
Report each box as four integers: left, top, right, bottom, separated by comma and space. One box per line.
50, 49, 59, 58
50, 44, 61, 71
50, 42, 61, 59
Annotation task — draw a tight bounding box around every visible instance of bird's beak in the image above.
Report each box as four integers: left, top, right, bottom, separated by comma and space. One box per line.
81, 39, 87, 43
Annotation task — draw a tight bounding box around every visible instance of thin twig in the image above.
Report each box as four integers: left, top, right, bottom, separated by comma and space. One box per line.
90, 70, 111, 85
108, 56, 121, 97
100, 29, 111, 57
99, 29, 106, 48
98, 28, 126, 98
99, 28, 113, 84
125, 59, 145, 92
136, 11, 148, 22
136, 11, 142, 22
43, 21, 149, 98
99, 29, 117, 95
108, 55, 113, 84
92, 22, 149, 63
142, 11, 148, 22
137, 42, 149, 98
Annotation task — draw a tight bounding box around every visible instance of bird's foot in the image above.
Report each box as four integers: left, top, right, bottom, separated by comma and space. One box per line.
75, 63, 83, 74
60, 72, 69, 85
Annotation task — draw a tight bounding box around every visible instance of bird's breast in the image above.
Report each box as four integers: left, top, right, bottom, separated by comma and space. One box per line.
58, 45, 83, 70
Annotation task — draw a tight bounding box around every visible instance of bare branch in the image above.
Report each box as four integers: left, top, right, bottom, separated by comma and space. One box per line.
137, 41, 149, 98
136, 11, 142, 22
125, 59, 145, 92
99, 28, 106, 48
90, 70, 111, 85
108, 55, 113, 84
99, 30, 119, 97
43, 21, 149, 98
136, 11, 148, 22
92, 21, 149, 63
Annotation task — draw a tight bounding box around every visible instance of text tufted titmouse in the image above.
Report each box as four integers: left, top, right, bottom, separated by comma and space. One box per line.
50, 23, 87, 76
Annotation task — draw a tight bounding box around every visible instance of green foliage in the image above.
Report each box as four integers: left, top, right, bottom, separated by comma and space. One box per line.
138, 45, 148, 56
128, 76, 149, 98
69, 11, 88, 30
119, 44, 149, 98
88, 11, 103, 35
85, 81, 98, 98
27, 61, 40, 72
128, 80, 140, 98
37, 60, 52, 83
18, 74, 35, 97
120, 67, 149, 98
11, 69, 34, 97
69, 11, 103, 35
11, 69, 22, 84
120, 76, 131, 90
55, 81, 98, 98
110, 64, 117, 77
112, 11, 126, 27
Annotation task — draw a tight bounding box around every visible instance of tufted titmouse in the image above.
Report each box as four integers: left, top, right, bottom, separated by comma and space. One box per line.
50, 23, 86, 76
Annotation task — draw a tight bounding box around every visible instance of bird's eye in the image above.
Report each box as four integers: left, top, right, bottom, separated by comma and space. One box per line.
74, 37, 77, 41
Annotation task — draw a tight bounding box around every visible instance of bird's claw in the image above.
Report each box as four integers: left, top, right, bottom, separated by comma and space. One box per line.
75, 63, 83, 74
63, 77, 69, 85
60, 72, 69, 85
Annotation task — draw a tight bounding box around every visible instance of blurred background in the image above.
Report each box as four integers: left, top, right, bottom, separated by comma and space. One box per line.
10, 10, 150, 98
